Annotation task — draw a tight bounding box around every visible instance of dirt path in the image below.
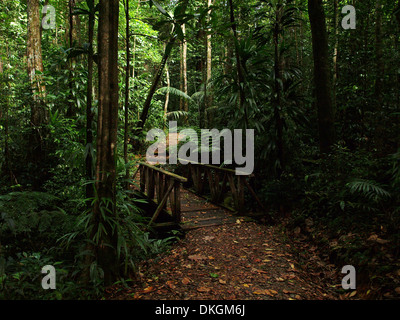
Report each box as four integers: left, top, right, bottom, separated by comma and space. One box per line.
115, 166, 342, 300
108, 219, 341, 300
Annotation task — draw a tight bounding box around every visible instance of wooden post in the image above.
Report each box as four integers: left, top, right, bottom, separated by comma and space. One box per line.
148, 180, 174, 225
140, 165, 145, 192
148, 167, 155, 199
227, 173, 238, 211
217, 172, 227, 203
244, 178, 267, 211
157, 172, 163, 203
174, 181, 181, 222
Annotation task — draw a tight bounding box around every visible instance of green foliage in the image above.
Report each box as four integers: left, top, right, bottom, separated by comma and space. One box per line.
0, 192, 82, 299
0, 252, 76, 300
0, 192, 76, 252
346, 179, 391, 205
1, 0, 399, 299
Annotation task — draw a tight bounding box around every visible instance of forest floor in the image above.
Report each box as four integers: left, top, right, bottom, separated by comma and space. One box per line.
106, 190, 345, 300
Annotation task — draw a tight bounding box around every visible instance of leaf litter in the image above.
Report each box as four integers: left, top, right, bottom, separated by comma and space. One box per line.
107, 221, 342, 300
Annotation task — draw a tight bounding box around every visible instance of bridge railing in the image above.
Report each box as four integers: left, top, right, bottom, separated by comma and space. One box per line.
178, 160, 264, 214
134, 162, 187, 225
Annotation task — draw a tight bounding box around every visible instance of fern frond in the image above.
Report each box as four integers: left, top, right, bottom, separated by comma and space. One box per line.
346, 179, 391, 202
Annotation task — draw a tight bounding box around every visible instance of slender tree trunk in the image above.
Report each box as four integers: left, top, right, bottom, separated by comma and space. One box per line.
179, 23, 188, 121
225, 40, 233, 76
308, 0, 335, 154
228, 0, 248, 128
396, 1, 400, 149
85, 2, 95, 202
124, 0, 131, 189
27, 0, 46, 115
396, 1, 400, 117
67, 0, 81, 118
27, 0, 47, 189
92, 0, 120, 286
273, 10, 284, 176
374, 0, 386, 154
0, 53, 11, 183
374, 0, 384, 104
137, 37, 175, 132
332, 0, 339, 113
205, 0, 213, 126
137, 0, 188, 133
180, 40, 184, 111
182, 24, 188, 121
163, 45, 170, 128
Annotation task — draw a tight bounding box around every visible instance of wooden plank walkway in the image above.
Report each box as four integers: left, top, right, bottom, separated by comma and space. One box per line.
179, 188, 238, 230
132, 164, 241, 231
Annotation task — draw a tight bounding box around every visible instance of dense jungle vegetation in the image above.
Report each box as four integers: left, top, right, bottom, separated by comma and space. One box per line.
0, 0, 399, 300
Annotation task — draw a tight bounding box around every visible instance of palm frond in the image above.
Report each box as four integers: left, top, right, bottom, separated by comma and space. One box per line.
156, 86, 192, 101
166, 110, 189, 120
346, 179, 391, 202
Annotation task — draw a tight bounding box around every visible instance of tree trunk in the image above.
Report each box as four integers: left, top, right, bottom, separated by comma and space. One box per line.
66, 0, 81, 118
180, 39, 183, 111
205, 0, 213, 126
85, 1, 95, 202
27, 0, 46, 118
179, 23, 188, 121
332, 0, 339, 113
163, 44, 170, 128
137, 0, 188, 133
0, 52, 12, 183
374, 0, 384, 104
308, 0, 335, 154
93, 0, 120, 286
137, 37, 175, 132
124, 0, 131, 189
27, 0, 47, 189
228, 0, 248, 128
396, 1, 400, 118
182, 24, 188, 122
273, 9, 284, 177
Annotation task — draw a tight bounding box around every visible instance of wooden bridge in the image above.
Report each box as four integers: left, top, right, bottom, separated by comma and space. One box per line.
132, 161, 266, 233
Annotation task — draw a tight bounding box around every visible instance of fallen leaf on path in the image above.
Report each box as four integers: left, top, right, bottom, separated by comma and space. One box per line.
283, 289, 294, 294
204, 236, 215, 241
252, 268, 268, 274
166, 281, 176, 289
253, 289, 277, 296
131, 293, 142, 299
197, 287, 211, 293
349, 291, 357, 297
182, 277, 190, 285
188, 254, 207, 261
142, 286, 155, 294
